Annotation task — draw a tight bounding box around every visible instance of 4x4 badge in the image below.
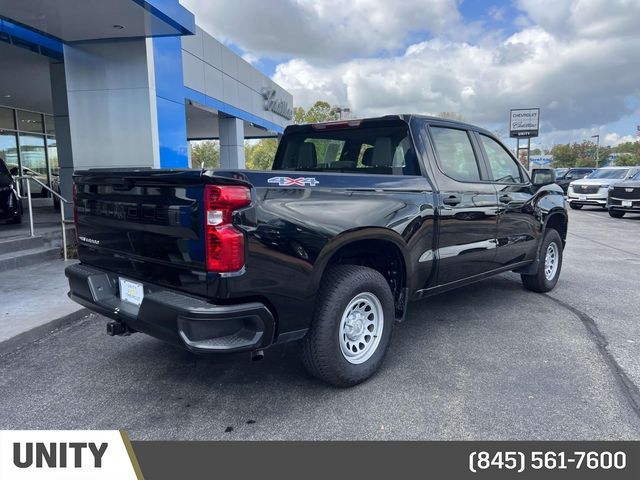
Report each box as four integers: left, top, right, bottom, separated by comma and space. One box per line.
268, 176, 319, 187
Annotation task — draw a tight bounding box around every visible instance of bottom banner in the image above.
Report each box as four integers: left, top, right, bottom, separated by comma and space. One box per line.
132, 441, 640, 480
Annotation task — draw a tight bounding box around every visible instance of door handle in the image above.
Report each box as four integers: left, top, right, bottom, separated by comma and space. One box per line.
442, 195, 462, 206
499, 194, 512, 204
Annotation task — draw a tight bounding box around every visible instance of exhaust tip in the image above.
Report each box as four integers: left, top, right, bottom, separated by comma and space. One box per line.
251, 349, 265, 361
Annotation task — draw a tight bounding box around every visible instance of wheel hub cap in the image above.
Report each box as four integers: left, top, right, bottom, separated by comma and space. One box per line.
339, 292, 384, 365
544, 242, 559, 281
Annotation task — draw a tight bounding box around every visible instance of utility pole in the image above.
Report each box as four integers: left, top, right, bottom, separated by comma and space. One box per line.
591, 134, 600, 168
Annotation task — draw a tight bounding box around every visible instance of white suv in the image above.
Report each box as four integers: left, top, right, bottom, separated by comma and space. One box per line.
568, 166, 640, 209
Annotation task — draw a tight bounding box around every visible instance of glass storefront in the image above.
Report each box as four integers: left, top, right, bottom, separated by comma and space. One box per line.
0, 106, 56, 196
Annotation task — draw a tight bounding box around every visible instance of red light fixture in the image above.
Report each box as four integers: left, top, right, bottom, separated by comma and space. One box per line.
204, 184, 251, 273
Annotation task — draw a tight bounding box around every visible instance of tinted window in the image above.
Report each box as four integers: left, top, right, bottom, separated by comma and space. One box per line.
275, 122, 419, 175
480, 134, 523, 183
0, 158, 9, 176
430, 127, 481, 182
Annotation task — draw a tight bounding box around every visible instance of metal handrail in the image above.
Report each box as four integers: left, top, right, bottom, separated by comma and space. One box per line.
14, 175, 73, 261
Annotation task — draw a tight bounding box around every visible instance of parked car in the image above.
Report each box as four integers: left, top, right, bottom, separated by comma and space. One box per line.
0, 158, 22, 224
555, 167, 595, 194
7, 164, 49, 197
607, 170, 640, 218
567, 166, 640, 209
555, 168, 569, 178
66, 115, 568, 387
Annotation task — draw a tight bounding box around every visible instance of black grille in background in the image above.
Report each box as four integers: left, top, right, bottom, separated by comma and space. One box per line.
611, 187, 640, 200
573, 185, 599, 194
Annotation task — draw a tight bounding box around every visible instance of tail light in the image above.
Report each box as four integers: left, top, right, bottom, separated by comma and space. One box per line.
72, 183, 79, 241
204, 184, 251, 273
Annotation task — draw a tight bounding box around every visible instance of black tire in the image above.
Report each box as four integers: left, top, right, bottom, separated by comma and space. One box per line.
569, 203, 583, 210
608, 209, 625, 218
521, 229, 563, 293
301, 265, 394, 387
7, 211, 21, 224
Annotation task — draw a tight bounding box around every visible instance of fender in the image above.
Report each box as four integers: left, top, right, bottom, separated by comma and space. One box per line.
309, 227, 412, 295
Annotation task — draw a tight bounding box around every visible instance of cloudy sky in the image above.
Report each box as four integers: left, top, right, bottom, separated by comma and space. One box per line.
180, 0, 640, 149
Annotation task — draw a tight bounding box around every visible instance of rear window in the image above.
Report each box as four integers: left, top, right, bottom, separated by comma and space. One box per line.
274, 122, 420, 175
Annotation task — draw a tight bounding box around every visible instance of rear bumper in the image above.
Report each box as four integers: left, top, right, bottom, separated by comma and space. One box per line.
66, 263, 275, 353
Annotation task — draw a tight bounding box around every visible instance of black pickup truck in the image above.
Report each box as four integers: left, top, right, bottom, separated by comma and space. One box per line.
66, 115, 567, 386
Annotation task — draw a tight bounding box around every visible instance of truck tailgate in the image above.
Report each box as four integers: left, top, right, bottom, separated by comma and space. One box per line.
74, 169, 209, 296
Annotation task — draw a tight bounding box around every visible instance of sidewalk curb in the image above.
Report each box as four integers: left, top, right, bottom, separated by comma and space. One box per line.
0, 308, 91, 356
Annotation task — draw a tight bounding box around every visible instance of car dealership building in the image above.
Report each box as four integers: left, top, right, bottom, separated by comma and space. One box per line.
0, 0, 293, 211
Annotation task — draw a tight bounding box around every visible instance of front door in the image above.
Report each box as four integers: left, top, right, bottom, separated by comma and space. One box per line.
426, 125, 500, 285
474, 132, 538, 268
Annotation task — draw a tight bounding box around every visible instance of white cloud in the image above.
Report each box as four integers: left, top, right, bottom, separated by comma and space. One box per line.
517, 0, 640, 40
604, 133, 636, 146
180, 0, 462, 61
274, 25, 640, 132
182, 0, 640, 141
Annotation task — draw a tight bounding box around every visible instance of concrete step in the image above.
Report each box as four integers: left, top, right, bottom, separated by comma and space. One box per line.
0, 246, 60, 272
0, 236, 46, 256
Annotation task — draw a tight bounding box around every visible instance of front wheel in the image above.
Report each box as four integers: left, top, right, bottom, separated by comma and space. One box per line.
569, 203, 583, 210
608, 209, 625, 218
521, 229, 563, 293
301, 265, 394, 387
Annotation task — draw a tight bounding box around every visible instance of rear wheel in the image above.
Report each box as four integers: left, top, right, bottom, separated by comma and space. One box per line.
608, 209, 625, 218
569, 203, 583, 210
521, 229, 563, 293
301, 265, 394, 387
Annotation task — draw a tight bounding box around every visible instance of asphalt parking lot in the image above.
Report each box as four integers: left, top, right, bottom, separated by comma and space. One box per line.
1, 208, 639, 440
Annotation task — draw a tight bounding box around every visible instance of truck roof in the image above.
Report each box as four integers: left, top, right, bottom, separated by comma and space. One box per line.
286, 114, 497, 138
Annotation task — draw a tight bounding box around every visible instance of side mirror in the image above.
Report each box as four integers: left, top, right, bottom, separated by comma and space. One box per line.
531, 168, 556, 188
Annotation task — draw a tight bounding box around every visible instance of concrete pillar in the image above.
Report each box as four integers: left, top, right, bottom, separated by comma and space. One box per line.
62, 39, 161, 170
49, 61, 74, 217
219, 116, 245, 169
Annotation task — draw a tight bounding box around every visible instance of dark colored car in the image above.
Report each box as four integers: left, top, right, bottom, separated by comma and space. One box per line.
607, 170, 640, 218
66, 115, 568, 386
555, 167, 594, 193
0, 157, 22, 224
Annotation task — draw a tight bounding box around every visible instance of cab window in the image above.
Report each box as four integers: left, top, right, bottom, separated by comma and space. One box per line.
430, 127, 481, 182
480, 134, 524, 184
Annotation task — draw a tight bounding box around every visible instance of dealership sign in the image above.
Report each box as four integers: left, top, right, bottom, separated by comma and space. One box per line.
530, 155, 553, 166
509, 108, 540, 138
261, 87, 293, 120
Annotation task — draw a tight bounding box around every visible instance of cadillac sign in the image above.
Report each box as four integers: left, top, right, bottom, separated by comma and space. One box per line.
261, 87, 293, 120
509, 108, 540, 138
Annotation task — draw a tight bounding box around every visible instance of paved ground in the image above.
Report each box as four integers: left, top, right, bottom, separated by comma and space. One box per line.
0, 259, 81, 346
1, 208, 639, 440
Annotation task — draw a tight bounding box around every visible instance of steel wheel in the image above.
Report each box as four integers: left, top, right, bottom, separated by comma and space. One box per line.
339, 292, 384, 365
544, 242, 559, 280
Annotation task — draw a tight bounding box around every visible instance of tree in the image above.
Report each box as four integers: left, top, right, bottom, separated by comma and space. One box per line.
190, 140, 220, 168
294, 101, 340, 124
244, 138, 278, 170
550, 143, 575, 168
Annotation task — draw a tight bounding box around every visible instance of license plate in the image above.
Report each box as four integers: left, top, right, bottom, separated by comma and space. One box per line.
578, 195, 587, 201
119, 278, 144, 306
622, 200, 632, 207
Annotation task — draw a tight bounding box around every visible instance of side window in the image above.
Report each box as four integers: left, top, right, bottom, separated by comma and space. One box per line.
430, 127, 481, 182
480, 134, 524, 184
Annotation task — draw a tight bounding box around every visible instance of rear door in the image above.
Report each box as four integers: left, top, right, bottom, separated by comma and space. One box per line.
424, 124, 500, 285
